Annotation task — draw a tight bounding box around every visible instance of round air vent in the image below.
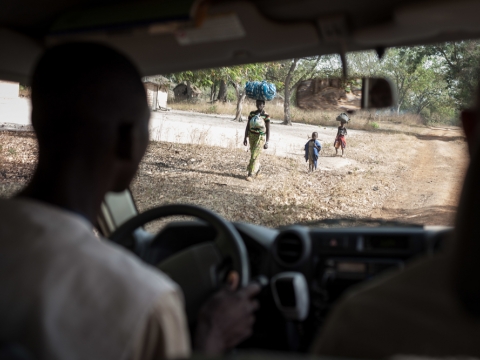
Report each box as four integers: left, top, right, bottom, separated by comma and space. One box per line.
273, 227, 310, 267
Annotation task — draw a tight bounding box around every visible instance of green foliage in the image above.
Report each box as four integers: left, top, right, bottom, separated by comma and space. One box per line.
166, 40, 480, 126
206, 104, 217, 114
369, 122, 380, 129
264, 58, 321, 92
420, 41, 480, 110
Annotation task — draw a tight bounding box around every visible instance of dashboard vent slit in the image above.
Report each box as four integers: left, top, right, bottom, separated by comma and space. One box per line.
276, 236, 303, 265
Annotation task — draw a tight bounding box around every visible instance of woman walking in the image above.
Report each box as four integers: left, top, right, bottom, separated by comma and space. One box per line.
243, 100, 270, 181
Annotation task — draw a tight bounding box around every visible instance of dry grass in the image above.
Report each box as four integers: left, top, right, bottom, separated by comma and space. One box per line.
0, 130, 410, 229
0, 126, 465, 231
169, 101, 424, 131
131, 132, 425, 231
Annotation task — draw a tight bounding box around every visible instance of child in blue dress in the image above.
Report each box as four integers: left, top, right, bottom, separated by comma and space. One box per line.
304, 132, 322, 172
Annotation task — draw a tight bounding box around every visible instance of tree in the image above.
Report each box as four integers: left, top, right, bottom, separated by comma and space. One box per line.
170, 64, 267, 119
369, 47, 427, 113
266, 57, 321, 125
217, 80, 227, 102
405, 61, 447, 115
168, 42, 472, 125
169, 69, 214, 101
422, 41, 480, 110
220, 64, 266, 121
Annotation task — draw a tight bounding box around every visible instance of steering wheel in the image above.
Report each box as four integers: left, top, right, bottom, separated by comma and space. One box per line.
109, 204, 250, 322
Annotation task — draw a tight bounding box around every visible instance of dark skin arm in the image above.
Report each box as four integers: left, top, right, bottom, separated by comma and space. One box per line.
264, 121, 270, 149
243, 121, 249, 146
195, 283, 261, 355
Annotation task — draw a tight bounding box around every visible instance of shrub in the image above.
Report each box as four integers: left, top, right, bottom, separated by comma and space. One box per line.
206, 105, 217, 114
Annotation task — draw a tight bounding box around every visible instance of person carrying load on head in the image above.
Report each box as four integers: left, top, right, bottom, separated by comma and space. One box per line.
305, 132, 322, 172
334, 112, 349, 157
243, 99, 270, 182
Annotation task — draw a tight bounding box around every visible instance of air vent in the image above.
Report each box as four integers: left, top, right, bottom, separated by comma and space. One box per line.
276, 237, 303, 264
274, 228, 310, 267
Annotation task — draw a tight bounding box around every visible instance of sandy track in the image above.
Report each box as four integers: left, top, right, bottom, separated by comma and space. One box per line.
0, 107, 469, 227
371, 129, 468, 224
150, 110, 359, 171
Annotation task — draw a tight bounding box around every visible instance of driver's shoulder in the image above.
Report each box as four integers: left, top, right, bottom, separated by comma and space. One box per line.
0, 198, 181, 355
0, 197, 179, 303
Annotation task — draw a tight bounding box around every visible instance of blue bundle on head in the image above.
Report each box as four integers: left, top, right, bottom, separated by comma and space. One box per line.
245, 81, 276, 101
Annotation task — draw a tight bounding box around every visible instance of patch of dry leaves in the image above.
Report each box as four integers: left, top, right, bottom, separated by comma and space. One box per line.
0, 129, 463, 230
131, 135, 408, 229
0, 131, 37, 197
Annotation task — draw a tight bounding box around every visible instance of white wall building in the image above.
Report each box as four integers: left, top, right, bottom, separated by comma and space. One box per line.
142, 76, 170, 111
0, 80, 19, 98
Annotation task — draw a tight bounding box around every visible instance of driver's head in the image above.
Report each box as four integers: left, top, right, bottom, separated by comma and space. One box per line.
31, 42, 150, 192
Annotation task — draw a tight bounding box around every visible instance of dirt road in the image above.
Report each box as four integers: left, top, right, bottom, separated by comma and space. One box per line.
371, 128, 467, 225
149, 110, 359, 171
0, 109, 468, 227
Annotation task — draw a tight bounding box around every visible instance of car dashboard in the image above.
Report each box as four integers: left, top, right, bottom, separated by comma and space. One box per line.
136, 220, 451, 352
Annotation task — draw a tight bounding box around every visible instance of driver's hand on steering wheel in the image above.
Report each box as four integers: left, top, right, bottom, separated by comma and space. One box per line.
194, 272, 261, 355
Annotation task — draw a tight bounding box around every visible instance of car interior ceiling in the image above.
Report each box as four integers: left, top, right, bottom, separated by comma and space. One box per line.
2, 0, 480, 82
1, 0, 477, 358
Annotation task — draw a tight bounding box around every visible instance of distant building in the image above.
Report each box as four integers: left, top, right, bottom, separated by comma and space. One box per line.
0, 80, 19, 98
142, 76, 171, 111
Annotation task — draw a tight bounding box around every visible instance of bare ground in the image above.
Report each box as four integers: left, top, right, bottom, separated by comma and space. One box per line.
0, 120, 468, 229
371, 129, 467, 225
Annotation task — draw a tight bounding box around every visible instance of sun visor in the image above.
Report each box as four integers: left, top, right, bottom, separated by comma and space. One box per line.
0, 29, 43, 84
47, 1, 319, 76
49, 0, 202, 36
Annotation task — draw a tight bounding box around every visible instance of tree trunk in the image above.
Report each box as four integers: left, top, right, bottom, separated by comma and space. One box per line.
210, 83, 217, 102
283, 59, 298, 126
217, 80, 227, 102
284, 86, 292, 125
186, 81, 193, 101
234, 92, 246, 122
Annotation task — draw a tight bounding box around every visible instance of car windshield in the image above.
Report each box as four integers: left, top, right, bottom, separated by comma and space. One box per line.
0, 43, 474, 228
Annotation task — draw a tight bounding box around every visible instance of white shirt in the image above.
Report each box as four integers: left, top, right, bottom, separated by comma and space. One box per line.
0, 198, 190, 360
313, 250, 480, 358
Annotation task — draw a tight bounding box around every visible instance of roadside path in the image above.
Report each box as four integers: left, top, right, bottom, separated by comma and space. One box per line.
150, 110, 358, 171
0, 98, 361, 171
371, 128, 467, 224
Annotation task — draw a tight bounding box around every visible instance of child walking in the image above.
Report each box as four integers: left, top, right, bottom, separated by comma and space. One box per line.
304, 132, 322, 172
334, 113, 349, 157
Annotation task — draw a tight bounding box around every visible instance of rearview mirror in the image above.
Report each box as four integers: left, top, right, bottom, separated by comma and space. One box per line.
361, 77, 396, 110
296, 77, 397, 112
